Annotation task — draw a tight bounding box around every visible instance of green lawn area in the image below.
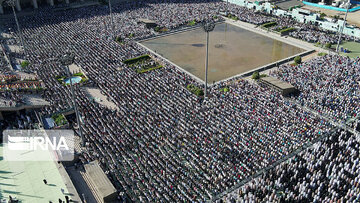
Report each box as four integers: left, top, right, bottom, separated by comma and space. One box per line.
0, 145, 70, 202
333, 41, 360, 58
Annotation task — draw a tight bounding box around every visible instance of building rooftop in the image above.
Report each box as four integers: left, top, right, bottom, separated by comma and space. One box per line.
138, 18, 156, 24
84, 161, 117, 202
0, 145, 71, 202
260, 76, 295, 89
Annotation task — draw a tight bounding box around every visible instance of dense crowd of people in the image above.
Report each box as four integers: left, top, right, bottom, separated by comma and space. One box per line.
224, 129, 360, 202
0, 111, 39, 130
0, 44, 12, 74
226, 4, 356, 44
0, 91, 23, 107
0, 0, 359, 202
271, 55, 360, 123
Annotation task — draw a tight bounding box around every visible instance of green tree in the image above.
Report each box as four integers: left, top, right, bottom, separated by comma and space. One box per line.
21, 60, 30, 68
320, 13, 326, 19
195, 89, 204, 96
188, 20, 196, 26
325, 43, 332, 49
294, 56, 302, 65
252, 71, 260, 80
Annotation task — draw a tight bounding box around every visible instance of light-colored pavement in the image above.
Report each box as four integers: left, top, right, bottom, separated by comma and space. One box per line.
69, 63, 82, 74
84, 87, 119, 111
7, 45, 21, 53
222, 18, 327, 81
0, 145, 82, 203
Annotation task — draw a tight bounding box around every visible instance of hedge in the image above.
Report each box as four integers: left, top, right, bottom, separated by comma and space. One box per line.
56, 76, 66, 83
73, 72, 84, 77
80, 77, 88, 83
262, 22, 277, 28
252, 72, 267, 80
279, 27, 296, 35
159, 27, 168, 32
123, 55, 151, 65
227, 14, 239, 21
154, 26, 168, 33
260, 74, 267, 78
136, 65, 163, 74
186, 84, 204, 97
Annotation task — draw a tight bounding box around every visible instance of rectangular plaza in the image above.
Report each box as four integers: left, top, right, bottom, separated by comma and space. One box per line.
140, 22, 306, 82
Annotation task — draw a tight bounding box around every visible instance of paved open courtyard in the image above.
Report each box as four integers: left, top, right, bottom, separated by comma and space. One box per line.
0, 145, 73, 203
140, 22, 305, 83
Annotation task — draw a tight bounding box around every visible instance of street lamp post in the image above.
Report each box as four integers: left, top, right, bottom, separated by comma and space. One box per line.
108, 0, 115, 39
6, 0, 27, 58
203, 21, 215, 99
336, 0, 351, 53
60, 52, 85, 147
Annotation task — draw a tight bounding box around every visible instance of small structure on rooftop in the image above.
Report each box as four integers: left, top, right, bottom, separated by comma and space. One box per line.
137, 18, 157, 28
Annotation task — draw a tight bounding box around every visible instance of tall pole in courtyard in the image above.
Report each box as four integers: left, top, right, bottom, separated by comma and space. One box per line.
336, 0, 351, 53
108, 0, 115, 39
7, 0, 27, 58
203, 21, 215, 99
60, 52, 85, 147
226, 0, 229, 16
